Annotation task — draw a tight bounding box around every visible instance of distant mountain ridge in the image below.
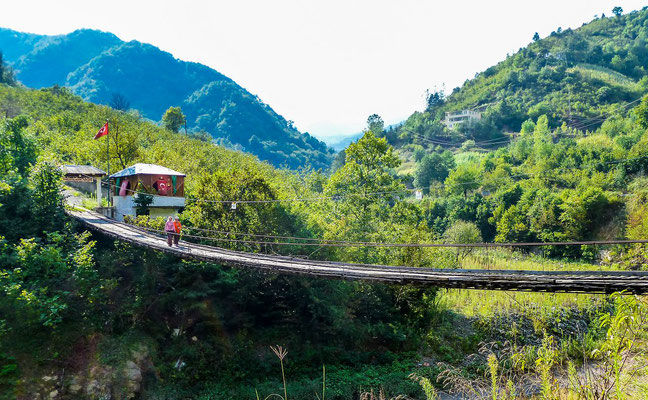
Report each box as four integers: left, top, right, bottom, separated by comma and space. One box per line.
0, 27, 334, 169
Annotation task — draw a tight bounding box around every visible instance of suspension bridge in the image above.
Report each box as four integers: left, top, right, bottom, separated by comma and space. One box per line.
67, 208, 648, 294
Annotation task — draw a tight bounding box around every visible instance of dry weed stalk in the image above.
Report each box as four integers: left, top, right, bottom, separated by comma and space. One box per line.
359, 388, 408, 400
270, 345, 289, 400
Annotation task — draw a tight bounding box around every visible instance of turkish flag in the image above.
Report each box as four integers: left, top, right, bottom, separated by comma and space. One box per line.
94, 122, 109, 139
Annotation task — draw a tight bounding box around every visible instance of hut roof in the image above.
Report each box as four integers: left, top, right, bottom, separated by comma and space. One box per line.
109, 163, 186, 178
60, 165, 107, 176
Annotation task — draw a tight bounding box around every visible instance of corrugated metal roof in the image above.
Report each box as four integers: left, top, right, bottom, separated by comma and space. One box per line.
60, 165, 107, 176
109, 163, 186, 178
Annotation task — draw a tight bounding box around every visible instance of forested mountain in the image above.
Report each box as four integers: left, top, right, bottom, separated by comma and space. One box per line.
395, 7, 648, 147
0, 27, 333, 169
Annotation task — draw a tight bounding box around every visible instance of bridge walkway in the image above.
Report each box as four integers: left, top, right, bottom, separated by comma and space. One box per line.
68, 209, 648, 294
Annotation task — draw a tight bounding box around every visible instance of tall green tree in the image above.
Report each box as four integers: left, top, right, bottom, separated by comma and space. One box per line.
414, 151, 455, 191
367, 114, 385, 136
612, 6, 623, 17
445, 163, 480, 198
635, 96, 648, 130
29, 162, 65, 234
0, 52, 14, 85
326, 131, 401, 207
321, 131, 426, 263
162, 106, 186, 133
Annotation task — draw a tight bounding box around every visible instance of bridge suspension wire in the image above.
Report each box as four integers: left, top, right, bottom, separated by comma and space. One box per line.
75, 152, 648, 208
410, 95, 645, 149
410, 133, 512, 148
125, 222, 648, 249
82, 172, 410, 204
93, 174, 413, 204
184, 225, 346, 243
566, 96, 644, 131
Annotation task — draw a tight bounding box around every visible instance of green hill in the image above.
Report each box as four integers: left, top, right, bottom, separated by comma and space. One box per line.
0, 27, 334, 169
395, 7, 648, 148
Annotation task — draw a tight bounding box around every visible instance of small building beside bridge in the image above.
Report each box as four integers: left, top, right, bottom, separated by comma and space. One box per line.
110, 163, 186, 221
60, 164, 107, 204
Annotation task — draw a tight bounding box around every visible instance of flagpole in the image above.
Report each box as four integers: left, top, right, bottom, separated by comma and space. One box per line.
106, 119, 111, 207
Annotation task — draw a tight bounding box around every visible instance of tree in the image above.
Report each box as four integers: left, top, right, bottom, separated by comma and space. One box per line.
1, 115, 35, 175
443, 220, 482, 262
0, 52, 14, 85
425, 88, 445, 110
109, 93, 130, 111
366, 114, 384, 136
612, 6, 623, 17
330, 149, 346, 173
493, 204, 529, 243
414, 151, 456, 190
29, 161, 65, 234
635, 96, 648, 129
327, 131, 401, 202
533, 32, 540, 42
133, 193, 154, 216
323, 132, 407, 246
445, 163, 480, 198
461, 140, 476, 152
413, 145, 426, 162
183, 166, 302, 254
162, 106, 186, 133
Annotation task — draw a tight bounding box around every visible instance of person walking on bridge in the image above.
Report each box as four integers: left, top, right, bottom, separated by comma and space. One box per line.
165, 216, 175, 247
173, 216, 182, 247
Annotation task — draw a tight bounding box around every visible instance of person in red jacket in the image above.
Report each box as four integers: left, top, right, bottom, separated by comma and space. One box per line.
173, 216, 182, 246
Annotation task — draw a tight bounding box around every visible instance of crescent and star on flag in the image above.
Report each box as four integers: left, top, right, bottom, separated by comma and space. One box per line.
94, 122, 109, 139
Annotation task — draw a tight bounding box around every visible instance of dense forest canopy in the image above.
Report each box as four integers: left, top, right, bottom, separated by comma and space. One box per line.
0, 28, 334, 170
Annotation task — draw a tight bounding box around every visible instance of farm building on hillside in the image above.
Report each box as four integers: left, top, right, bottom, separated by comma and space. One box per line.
443, 109, 482, 129
110, 163, 185, 221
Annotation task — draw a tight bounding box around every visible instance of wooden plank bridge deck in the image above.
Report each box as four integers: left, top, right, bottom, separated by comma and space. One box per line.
68, 209, 648, 294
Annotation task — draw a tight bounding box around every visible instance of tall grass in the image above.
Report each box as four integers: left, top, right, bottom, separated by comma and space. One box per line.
571, 63, 638, 89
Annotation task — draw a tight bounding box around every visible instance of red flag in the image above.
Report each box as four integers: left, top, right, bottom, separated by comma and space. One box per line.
94, 122, 109, 139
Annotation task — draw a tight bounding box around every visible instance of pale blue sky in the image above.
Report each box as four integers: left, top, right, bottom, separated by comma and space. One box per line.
1, 0, 646, 140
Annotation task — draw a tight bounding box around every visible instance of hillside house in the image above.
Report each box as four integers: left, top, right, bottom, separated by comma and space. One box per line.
110, 163, 185, 221
443, 110, 482, 129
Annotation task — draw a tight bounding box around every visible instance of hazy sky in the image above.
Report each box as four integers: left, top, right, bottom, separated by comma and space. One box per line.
0, 1, 646, 139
